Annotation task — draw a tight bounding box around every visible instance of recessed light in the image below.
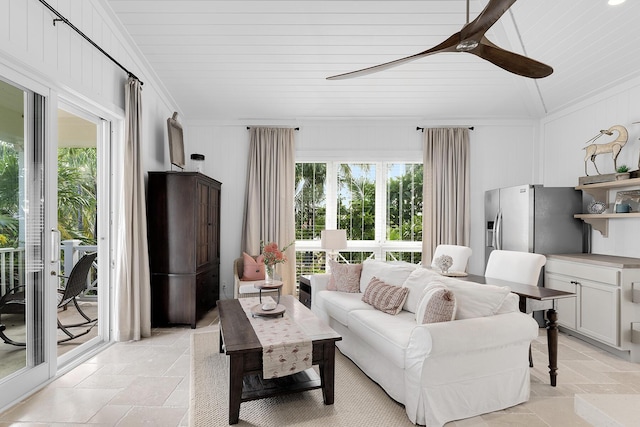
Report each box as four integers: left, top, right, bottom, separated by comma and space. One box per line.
608, 0, 626, 5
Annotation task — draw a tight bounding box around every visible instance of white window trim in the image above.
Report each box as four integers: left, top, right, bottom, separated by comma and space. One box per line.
295, 160, 422, 262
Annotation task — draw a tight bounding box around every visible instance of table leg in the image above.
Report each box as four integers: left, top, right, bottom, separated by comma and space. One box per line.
228, 354, 244, 424
518, 296, 535, 368
219, 328, 223, 354
319, 343, 336, 405
546, 308, 558, 387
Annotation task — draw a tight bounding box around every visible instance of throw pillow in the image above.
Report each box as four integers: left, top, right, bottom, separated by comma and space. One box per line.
362, 276, 409, 315
327, 259, 362, 292
359, 259, 417, 293
402, 267, 443, 313
242, 252, 265, 281
416, 286, 457, 324
437, 276, 511, 319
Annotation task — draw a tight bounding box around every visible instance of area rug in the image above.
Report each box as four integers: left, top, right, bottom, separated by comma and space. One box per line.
189, 330, 414, 426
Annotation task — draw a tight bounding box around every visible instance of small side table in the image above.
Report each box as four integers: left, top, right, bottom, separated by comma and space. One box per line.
254, 280, 283, 304
299, 275, 312, 308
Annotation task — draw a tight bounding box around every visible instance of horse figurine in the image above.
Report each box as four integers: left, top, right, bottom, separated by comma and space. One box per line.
583, 125, 628, 175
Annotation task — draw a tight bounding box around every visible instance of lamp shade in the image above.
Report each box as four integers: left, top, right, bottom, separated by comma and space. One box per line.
321, 229, 347, 251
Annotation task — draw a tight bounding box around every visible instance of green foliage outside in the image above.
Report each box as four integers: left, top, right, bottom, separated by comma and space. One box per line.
57, 148, 97, 245
294, 162, 423, 272
0, 142, 19, 247
0, 142, 97, 248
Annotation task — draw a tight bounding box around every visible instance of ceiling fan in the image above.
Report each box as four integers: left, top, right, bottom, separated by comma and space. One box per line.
327, 0, 553, 80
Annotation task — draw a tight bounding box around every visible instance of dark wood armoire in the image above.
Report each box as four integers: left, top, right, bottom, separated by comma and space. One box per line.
147, 171, 221, 328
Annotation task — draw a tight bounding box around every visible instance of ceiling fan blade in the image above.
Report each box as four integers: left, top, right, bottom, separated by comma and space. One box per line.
470, 37, 553, 78
461, 0, 518, 40
327, 33, 460, 80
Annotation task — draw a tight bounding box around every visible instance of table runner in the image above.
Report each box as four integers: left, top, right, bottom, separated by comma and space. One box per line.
238, 297, 312, 378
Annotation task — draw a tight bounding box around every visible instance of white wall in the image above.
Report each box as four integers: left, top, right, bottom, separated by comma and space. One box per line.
541, 76, 640, 258
0, 0, 179, 174
188, 119, 538, 292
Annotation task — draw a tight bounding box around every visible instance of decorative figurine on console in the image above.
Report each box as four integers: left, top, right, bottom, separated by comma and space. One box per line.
434, 254, 453, 274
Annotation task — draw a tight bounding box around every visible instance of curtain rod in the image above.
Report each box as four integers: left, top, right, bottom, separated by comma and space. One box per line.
37, 0, 143, 85
247, 127, 300, 130
416, 126, 474, 132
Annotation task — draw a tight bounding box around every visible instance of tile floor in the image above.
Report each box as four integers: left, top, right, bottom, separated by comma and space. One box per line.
0, 308, 639, 426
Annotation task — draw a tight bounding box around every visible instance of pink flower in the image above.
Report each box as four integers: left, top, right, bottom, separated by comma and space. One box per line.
261, 240, 294, 267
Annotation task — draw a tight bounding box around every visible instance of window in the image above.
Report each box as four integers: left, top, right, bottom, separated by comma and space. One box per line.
295, 161, 422, 276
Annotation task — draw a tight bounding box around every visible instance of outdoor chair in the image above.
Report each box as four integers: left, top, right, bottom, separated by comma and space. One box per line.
56, 251, 98, 343
0, 251, 98, 346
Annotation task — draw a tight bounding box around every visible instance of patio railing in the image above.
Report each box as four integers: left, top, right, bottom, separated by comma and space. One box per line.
0, 240, 97, 299
0, 247, 24, 297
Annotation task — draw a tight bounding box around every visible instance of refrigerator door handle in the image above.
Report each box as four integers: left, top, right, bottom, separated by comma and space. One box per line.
491, 211, 499, 248
495, 210, 503, 250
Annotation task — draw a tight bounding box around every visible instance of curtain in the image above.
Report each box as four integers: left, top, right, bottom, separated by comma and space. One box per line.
422, 128, 470, 264
242, 127, 296, 295
114, 77, 151, 341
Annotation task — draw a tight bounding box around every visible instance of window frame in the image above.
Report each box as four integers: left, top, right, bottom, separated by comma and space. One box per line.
295, 159, 422, 266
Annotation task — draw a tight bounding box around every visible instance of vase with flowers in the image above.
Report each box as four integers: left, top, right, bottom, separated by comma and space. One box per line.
261, 240, 294, 283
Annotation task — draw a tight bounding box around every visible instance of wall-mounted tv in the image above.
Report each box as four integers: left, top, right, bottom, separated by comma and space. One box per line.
167, 112, 185, 169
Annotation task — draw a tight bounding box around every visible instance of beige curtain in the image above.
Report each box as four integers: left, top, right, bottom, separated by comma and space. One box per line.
115, 77, 151, 341
242, 127, 296, 295
422, 128, 470, 264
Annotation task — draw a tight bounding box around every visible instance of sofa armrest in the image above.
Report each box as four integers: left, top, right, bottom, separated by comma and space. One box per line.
403, 312, 539, 426
411, 311, 538, 358
310, 274, 330, 310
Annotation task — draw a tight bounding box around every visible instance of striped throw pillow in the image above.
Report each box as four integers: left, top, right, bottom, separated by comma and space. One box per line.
362, 277, 409, 315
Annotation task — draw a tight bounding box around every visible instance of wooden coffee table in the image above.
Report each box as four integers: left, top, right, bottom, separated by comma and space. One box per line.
218, 295, 341, 425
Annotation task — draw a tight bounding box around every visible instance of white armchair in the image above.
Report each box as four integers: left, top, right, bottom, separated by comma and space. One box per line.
431, 244, 472, 273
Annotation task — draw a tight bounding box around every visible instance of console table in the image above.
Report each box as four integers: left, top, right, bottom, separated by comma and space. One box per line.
464, 274, 576, 387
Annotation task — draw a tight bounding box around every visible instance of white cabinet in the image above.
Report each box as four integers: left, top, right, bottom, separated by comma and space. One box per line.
577, 278, 619, 345
545, 273, 577, 330
545, 254, 640, 362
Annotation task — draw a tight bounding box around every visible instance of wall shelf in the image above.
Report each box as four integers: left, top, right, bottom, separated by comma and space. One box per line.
574, 177, 640, 237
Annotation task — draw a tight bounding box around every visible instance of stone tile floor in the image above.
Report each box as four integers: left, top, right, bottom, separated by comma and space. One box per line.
0, 307, 638, 426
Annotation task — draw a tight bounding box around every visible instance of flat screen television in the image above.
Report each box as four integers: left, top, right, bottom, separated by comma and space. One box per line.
167, 112, 185, 169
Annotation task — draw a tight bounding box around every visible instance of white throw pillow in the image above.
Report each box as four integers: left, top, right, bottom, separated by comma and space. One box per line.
437, 276, 511, 319
402, 267, 443, 313
359, 259, 417, 293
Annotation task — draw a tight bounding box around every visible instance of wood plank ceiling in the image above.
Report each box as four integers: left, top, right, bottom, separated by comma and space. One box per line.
105, 0, 640, 121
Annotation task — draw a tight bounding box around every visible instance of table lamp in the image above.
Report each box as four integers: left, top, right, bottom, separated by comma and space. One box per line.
321, 229, 347, 265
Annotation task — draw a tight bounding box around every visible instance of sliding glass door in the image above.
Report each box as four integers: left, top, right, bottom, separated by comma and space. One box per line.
0, 77, 49, 409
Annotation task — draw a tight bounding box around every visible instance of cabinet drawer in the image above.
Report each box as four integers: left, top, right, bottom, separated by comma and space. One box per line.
546, 259, 619, 285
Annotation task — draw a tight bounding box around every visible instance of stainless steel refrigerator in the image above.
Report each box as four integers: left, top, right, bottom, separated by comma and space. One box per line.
484, 184, 585, 270
485, 185, 586, 327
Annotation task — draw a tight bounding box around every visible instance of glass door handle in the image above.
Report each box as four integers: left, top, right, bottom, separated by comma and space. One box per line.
51, 229, 61, 263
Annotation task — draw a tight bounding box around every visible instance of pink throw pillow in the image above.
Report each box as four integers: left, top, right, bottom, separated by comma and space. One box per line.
327, 259, 362, 292
242, 252, 265, 280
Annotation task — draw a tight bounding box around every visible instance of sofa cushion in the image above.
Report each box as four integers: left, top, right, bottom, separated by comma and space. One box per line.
362, 277, 409, 315
416, 287, 456, 324
316, 290, 374, 326
348, 309, 417, 369
359, 259, 417, 293
242, 252, 265, 280
438, 276, 511, 319
402, 267, 443, 313
327, 260, 362, 292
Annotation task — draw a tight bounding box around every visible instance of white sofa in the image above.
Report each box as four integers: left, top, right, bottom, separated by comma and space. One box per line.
311, 260, 539, 427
